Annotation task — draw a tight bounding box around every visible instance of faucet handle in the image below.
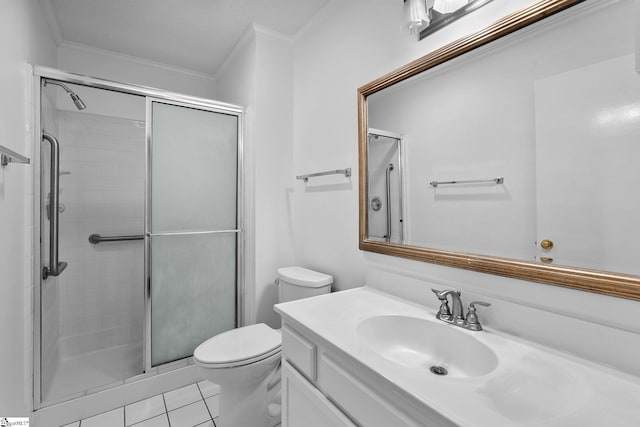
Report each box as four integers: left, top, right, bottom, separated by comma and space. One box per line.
464, 301, 491, 331
431, 289, 452, 321
470, 301, 491, 308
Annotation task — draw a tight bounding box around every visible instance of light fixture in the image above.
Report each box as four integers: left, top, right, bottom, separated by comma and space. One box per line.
433, 0, 469, 14
403, 0, 432, 35
406, 0, 494, 39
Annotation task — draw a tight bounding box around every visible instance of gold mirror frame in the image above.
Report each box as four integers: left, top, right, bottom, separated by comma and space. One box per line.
358, 0, 640, 301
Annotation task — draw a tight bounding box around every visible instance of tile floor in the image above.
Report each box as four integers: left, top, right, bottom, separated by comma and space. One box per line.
61, 381, 220, 427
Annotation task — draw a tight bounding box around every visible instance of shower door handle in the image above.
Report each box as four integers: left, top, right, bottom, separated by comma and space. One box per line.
42, 132, 67, 280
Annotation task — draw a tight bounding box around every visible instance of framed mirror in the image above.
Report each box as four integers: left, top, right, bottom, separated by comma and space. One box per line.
358, 0, 640, 301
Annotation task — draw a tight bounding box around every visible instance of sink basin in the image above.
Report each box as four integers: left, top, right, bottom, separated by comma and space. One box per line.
357, 315, 498, 378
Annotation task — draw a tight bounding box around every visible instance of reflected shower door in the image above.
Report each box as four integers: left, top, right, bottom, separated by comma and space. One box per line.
367, 130, 404, 244
149, 100, 239, 367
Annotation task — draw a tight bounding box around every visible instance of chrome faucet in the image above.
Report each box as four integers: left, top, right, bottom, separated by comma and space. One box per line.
432, 288, 465, 325
431, 288, 491, 331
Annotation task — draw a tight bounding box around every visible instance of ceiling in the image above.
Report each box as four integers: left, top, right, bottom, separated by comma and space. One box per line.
42, 0, 329, 76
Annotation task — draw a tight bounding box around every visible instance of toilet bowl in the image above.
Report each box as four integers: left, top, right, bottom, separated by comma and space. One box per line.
194, 267, 333, 427
194, 324, 282, 427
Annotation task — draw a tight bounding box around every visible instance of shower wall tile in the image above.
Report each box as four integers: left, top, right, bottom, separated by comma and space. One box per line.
57, 111, 145, 361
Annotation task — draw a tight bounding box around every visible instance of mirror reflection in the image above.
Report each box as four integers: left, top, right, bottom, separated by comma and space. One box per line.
366, 129, 405, 244
366, 0, 640, 278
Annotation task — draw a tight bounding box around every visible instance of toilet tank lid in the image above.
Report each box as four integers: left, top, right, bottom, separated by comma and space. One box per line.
277, 266, 333, 287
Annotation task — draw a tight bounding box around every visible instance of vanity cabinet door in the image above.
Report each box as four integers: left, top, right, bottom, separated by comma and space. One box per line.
282, 361, 356, 427
317, 353, 427, 427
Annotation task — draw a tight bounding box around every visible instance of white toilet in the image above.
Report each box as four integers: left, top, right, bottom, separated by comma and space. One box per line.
194, 266, 333, 427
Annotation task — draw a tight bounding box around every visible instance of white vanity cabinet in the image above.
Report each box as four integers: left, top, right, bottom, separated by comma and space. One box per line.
282, 361, 356, 427
280, 323, 445, 427
281, 323, 356, 427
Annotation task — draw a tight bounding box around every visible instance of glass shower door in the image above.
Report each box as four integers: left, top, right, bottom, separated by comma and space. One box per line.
38, 80, 147, 405
148, 100, 240, 367
367, 130, 404, 244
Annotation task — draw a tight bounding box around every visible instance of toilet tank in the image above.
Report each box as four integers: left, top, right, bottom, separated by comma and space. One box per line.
277, 267, 333, 303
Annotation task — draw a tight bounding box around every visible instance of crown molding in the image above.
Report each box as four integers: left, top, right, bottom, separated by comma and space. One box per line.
59, 41, 216, 81
214, 23, 259, 78
293, 0, 342, 42
253, 24, 293, 44
215, 22, 294, 79
39, 0, 63, 46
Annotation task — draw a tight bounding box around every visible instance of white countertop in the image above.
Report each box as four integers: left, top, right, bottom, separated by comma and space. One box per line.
274, 286, 640, 426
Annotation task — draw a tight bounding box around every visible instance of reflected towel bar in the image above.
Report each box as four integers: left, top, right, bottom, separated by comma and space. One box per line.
429, 177, 504, 187
296, 168, 351, 182
0, 144, 30, 166
89, 233, 144, 244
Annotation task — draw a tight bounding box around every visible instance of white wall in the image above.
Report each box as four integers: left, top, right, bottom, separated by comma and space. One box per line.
291, 0, 640, 375
0, 0, 57, 416
57, 43, 216, 100
216, 25, 295, 328
254, 29, 295, 326
215, 28, 259, 326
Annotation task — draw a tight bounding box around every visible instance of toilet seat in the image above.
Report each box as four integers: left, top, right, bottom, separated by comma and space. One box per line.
194, 323, 282, 369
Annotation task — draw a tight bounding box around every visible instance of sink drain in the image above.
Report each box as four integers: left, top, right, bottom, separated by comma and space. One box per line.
429, 365, 448, 376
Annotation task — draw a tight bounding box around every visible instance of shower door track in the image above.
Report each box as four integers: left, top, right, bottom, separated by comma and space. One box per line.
32, 66, 246, 412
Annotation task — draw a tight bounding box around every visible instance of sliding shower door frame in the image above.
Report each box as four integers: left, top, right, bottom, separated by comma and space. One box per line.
32, 66, 246, 410
144, 96, 245, 371
33, 67, 44, 409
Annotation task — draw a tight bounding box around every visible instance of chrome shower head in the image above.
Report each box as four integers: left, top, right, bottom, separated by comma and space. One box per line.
70, 92, 86, 110
43, 79, 87, 110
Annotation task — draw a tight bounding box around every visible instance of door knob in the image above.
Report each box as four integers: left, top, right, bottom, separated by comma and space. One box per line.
540, 239, 554, 250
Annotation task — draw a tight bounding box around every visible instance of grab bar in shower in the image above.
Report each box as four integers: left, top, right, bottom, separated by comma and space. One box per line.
385, 163, 394, 242
89, 233, 144, 244
42, 132, 67, 280
429, 177, 504, 187
296, 168, 351, 182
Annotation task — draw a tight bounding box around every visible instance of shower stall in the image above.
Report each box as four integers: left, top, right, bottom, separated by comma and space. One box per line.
367, 129, 404, 244
33, 67, 244, 416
